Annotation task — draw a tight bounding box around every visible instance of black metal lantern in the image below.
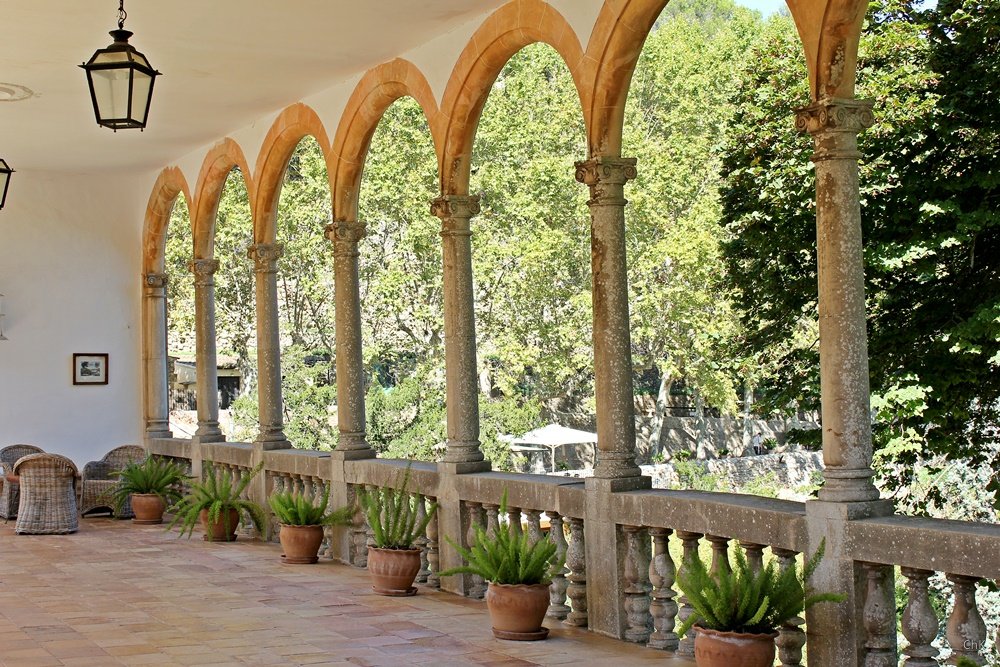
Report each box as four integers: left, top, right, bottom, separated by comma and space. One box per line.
80, 0, 161, 131
0, 158, 13, 210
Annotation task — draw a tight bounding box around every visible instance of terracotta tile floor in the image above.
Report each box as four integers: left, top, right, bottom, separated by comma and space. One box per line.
0, 519, 695, 667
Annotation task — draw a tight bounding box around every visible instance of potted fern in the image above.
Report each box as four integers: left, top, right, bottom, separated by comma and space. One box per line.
269, 484, 353, 564
677, 540, 843, 666
107, 456, 188, 524
440, 491, 564, 640
357, 468, 438, 596
167, 462, 265, 542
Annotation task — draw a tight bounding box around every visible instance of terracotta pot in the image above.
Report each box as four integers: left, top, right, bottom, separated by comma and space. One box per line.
485, 582, 550, 640
279, 524, 324, 564
131, 493, 165, 525
693, 626, 779, 667
199, 508, 241, 542
367, 547, 421, 595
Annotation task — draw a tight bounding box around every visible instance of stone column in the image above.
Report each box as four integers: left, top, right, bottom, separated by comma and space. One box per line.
324, 220, 374, 460
795, 97, 879, 503
575, 157, 642, 480
190, 259, 224, 443
143, 273, 172, 438
576, 157, 650, 641
430, 195, 489, 474
247, 243, 290, 450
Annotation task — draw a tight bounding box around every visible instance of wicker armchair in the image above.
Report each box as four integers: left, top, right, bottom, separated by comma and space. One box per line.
13, 453, 80, 534
0, 444, 44, 519
79, 445, 146, 518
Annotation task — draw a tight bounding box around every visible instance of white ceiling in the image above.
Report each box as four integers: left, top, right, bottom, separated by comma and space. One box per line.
0, 1, 505, 172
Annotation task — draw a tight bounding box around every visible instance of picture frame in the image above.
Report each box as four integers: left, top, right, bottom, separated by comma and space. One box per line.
73, 353, 109, 385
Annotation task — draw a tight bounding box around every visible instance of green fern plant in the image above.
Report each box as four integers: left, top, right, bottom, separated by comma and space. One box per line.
167, 462, 266, 539
269, 483, 353, 527
357, 466, 437, 549
440, 490, 564, 585
677, 540, 844, 636
106, 456, 188, 513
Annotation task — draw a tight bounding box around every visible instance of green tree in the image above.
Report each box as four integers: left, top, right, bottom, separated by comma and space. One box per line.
165, 195, 195, 355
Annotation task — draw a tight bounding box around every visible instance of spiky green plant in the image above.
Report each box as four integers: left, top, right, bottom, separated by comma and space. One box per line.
439, 490, 564, 585
357, 466, 437, 549
676, 540, 844, 636
106, 456, 188, 513
269, 483, 353, 527
167, 462, 265, 539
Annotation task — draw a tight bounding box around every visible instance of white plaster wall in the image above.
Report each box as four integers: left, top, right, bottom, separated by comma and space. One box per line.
0, 169, 154, 466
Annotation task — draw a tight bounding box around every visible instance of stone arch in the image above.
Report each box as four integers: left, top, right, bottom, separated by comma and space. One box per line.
330, 59, 441, 221
191, 138, 255, 259
438, 0, 587, 195
142, 167, 192, 275
252, 103, 332, 244
585, 0, 668, 157
785, 0, 867, 99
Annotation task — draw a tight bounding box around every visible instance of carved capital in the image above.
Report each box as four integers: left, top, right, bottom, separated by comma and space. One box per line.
188, 258, 220, 286
575, 157, 637, 206
431, 195, 481, 222
143, 273, 168, 290
246, 243, 283, 273
324, 219, 367, 246
794, 97, 874, 136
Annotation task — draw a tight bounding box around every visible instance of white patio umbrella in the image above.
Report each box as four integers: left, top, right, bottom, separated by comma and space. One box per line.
508, 423, 598, 472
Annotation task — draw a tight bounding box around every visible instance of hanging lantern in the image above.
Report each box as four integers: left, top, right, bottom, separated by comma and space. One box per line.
80, 0, 161, 131
0, 158, 13, 210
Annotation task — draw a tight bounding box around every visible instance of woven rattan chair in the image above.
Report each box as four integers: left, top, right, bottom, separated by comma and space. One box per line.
13, 453, 80, 534
0, 444, 44, 519
79, 445, 146, 518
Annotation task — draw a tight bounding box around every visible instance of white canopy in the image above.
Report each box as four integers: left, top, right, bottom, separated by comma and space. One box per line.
507, 424, 597, 472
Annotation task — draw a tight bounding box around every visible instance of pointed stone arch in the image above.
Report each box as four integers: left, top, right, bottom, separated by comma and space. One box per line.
191, 138, 255, 259
438, 0, 587, 195
252, 103, 332, 244
142, 167, 192, 274
785, 0, 867, 99
330, 58, 441, 221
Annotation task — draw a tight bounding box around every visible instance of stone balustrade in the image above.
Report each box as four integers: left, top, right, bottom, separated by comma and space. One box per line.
146, 437, 1000, 664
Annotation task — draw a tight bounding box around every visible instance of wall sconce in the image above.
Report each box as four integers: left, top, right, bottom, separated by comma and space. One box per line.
0, 293, 7, 340
0, 158, 13, 210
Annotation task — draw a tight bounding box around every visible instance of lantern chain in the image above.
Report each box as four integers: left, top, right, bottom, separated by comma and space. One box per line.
117, 0, 127, 30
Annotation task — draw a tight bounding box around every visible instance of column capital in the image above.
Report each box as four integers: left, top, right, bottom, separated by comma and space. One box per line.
189, 258, 220, 286
794, 97, 875, 136
431, 194, 481, 222
575, 157, 637, 207
247, 243, 283, 273
143, 273, 168, 291
324, 219, 367, 257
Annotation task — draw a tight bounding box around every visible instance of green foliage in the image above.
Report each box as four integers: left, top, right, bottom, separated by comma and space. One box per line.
107, 456, 188, 513
677, 540, 843, 635
268, 483, 352, 527
440, 490, 564, 585
167, 462, 266, 539
164, 195, 195, 354
357, 467, 438, 549
672, 458, 726, 492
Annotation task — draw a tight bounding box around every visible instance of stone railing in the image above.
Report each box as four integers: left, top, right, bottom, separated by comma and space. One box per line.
147, 437, 1000, 665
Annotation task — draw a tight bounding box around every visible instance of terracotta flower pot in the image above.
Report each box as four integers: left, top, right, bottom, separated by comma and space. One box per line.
367, 546, 421, 596
279, 524, 324, 564
485, 582, 551, 640
693, 626, 779, 667
131, 493, 165, 525
199, 508, 241, 542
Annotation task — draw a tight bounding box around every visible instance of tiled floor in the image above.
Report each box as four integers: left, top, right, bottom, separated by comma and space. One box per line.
0, 519, 695, 666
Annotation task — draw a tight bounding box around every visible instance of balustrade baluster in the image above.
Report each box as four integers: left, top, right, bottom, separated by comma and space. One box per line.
706, 534, 730, 576
525, 509, 542, 545
946, 574, 987, 665
648, 527, 679, 651
484, 503, 500, 538
862, 562, 897, 667
302, 475, 314, 501
900, 567, 940, 666
773, 547, 806, 667
624, 525, 652, 644
426, 495, 440, 589
508, 506, 523, 539
739, 540, 765, 574
565, 517, 588, 627
350, 485, 369, 568
414, 495, 430, 584
676, 531, 703, 657
466, 502, 486, 599
546, 512, 570, 620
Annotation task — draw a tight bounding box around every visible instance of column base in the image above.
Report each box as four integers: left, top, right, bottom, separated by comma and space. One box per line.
330, 448, 376, 461
194, 427, 226, 444
254, 438, 292, 451
591, 456, 643, 482
437, 460, 492, 475
819, 467, 882, 503
144, 428, 173, 439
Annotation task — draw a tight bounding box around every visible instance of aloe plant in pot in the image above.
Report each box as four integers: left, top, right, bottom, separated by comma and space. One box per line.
167, 462, 266, 542
357, 467, 438, 596
269, 484, 353, 564
676, 540, 843, 667
107, 456, 188, 524
440, 490, 565, 641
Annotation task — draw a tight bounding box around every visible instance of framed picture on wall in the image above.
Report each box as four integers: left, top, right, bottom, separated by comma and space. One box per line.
73, 353, 108, 385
